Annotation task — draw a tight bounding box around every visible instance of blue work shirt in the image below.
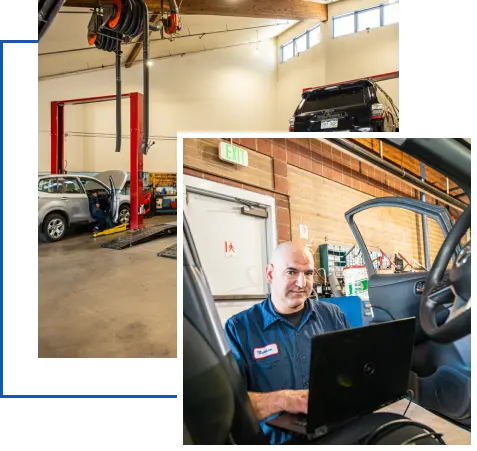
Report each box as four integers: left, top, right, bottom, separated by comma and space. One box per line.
89, 194, 101, 216
224, 296, 350, 445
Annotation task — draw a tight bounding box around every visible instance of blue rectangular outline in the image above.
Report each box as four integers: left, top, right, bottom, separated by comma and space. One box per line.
0, 41, 177, 399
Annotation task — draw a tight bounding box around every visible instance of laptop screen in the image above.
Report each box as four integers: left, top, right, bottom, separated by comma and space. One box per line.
307, 317, 416, 432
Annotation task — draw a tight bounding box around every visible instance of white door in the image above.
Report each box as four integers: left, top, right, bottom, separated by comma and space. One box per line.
185, 190, 269, 297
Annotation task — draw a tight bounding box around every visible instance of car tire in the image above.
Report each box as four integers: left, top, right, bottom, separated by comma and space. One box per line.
118, 205, 130, 224
43, 213, 67, 242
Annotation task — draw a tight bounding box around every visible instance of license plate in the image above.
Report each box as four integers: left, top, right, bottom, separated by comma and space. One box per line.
321, 119, 338, 129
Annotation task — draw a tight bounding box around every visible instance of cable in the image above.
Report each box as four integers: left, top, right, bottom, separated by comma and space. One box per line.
369, 305, 395, 320
403, 394, 412, 417
401, 432, 444, 445
368, 78, 399, 130
363, 419, 445, 445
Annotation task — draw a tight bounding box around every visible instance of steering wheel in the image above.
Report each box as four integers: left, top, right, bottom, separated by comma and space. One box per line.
420, 205, 471, 343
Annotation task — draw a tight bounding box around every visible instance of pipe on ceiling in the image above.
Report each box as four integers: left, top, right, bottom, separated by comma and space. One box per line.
38, 22, 289, 57
324, 138, 467, 212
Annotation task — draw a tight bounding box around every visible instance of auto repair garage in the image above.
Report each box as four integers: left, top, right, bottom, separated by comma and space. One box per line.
39, 0, 399, 135
38, 0, 397, 357
183, 137, 471, 445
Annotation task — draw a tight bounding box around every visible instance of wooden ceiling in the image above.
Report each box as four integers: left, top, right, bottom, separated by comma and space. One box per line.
64, 0, 328, 20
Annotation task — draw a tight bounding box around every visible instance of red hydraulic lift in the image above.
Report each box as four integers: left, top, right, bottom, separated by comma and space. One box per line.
303, 70, 399, 93
50, 92, 144, 230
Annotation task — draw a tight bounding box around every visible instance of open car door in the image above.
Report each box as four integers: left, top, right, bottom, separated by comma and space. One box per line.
344, 196, 470, 428
345, 196, 459, 326
109, 176, 119, 223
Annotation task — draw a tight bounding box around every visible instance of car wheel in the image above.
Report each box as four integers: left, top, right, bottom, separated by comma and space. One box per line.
118, 205, 130, 224
43, 213, 67, 242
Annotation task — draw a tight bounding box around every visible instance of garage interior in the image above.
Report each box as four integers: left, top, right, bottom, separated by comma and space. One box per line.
39, 0, 399, 147
38, 0, 399, 357
183, 137, 470, 444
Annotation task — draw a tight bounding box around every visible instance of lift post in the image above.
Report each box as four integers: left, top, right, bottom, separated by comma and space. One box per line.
50, 92, 144, 230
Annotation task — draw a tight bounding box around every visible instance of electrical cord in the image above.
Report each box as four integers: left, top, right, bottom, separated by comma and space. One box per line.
368, 79, 399, 130
402, 396, 412, 417
401, 432, 444, 445
362, 419, 446, 445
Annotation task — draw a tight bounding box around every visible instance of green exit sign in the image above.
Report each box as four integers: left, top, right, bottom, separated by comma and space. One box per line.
219, 142, 249, 167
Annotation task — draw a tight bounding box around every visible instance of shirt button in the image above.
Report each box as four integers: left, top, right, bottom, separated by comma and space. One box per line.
305, 381, 309, 387
296, 332, 300, 337
301, 355, 306, 360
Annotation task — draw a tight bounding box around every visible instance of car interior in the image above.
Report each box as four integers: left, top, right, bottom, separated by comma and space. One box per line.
183, 138, 471, 445
345, 197, 470, 429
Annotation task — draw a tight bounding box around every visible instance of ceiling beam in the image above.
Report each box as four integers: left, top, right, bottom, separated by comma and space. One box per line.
64, 0, 328, 20
125, 13, 160, 68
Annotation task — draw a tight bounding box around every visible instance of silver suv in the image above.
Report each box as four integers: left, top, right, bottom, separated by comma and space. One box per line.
38, 170, 130, 242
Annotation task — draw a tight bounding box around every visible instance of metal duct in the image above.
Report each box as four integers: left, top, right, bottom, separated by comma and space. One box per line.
324, 139, 467, 212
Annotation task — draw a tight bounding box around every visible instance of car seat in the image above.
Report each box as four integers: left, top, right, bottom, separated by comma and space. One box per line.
183, 218, 267, 445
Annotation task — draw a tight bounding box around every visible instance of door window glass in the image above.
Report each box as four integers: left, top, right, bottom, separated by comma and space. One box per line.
38, 178, 58, 193
57, 177, 83, 194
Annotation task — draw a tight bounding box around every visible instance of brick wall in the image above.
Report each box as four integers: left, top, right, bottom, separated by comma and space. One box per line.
184, 138, 292, 242
183, 137, 455, 263
351, 138, 469, 210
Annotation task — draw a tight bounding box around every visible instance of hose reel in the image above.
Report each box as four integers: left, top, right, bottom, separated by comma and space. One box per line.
86, 0, 154, 154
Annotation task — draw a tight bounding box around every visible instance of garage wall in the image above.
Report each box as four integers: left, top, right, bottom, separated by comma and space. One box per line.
184, 137, 450, 273
39, 104, 88, 173
184, 138, 292, 244
38, 41, 278, 172
184, 173, 278, 324
288, 165, 444, 267
275, 0, 399, 128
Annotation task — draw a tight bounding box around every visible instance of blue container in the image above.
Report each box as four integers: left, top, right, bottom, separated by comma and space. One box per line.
321, 296, 365, 328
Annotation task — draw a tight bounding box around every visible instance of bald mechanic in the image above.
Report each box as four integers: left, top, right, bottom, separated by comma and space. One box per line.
224, 241, 350, 445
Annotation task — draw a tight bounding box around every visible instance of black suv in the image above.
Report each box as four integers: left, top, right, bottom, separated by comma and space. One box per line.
290, 79, 388, 132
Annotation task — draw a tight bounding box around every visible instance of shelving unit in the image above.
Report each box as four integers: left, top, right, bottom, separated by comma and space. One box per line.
318, 243, 386, 279
318, 244, 349, 279
148, 172, 176, 188
147, 172, 177, 215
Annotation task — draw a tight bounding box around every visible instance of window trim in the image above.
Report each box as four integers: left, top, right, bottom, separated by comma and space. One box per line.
332, 2, 399, 39
294, 31, 307, 55
79, 177, 110, 195
280, 23, 321, 63
57, 176, 86, 195
38, 177, 58, 194
308, 23, 321, 48
281, 39, 294, 63
332, 11, 355, 39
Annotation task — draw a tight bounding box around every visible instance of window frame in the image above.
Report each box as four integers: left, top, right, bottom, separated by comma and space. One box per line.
38, 177, 58, 194
57, 176, 85, 195
307, 23, 321, 48
280, 23, 321, 63
79, 177, 110, 196
332, 2, 399, 39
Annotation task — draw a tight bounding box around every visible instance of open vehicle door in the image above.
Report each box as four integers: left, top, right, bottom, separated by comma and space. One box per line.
345, 196, 470, 428
109, 176, 119, 223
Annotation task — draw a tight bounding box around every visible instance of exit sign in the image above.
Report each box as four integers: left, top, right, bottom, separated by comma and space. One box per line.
219, 142, 249, 167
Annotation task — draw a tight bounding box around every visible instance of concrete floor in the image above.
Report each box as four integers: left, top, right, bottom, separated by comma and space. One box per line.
39, 216, 177, 358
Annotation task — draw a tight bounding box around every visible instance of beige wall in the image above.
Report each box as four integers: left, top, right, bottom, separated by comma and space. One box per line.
38, 41, 278, 172
276, 0, 399, 128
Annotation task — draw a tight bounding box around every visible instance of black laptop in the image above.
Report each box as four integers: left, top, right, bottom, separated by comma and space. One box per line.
266, 317, 416, 440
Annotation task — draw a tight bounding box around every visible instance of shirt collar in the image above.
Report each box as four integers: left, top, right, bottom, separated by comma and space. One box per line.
261, 295, 318, 330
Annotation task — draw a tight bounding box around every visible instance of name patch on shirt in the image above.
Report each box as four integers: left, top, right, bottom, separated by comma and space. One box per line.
253, 343, 279, 360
